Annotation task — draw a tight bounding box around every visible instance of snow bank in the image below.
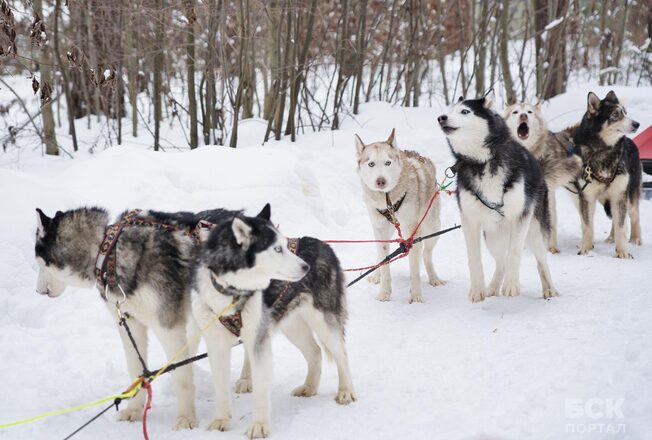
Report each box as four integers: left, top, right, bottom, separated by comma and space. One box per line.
1, 86, 651, 439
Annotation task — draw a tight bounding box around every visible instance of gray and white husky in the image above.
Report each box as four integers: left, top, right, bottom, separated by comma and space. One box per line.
192, 204, 356, 439
34, 207, 210, 429
355, 129, 444, 304
437, 93, 559, 303
571, 90, 642, 258
504, 102, 582, 253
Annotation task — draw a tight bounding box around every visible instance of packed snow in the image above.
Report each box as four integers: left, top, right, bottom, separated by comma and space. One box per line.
1, 85, 651, 440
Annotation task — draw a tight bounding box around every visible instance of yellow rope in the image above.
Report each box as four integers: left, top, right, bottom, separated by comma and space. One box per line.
0, 301, 237, 429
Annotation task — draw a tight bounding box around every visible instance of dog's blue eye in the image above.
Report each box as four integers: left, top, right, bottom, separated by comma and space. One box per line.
368, 162, 375, 167
274, 245, 283, 254
385, 161, 391, 166
461, 109, 470, 115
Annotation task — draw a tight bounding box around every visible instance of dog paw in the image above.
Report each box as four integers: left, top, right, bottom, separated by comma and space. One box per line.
335, 389, 357, 405
548, 246, 560, 254
376, 291, 391, 302
468, 287, 486, 303
409, 294, 424, 304
615, 249, 633, 259
235, 378, 252, 394
246, 421, 270, 439
577, 247, 591, 256
501, 282, 520, 297
428, 277, 446, 287
207, 417, 231, 432
630, 237, 642, 246
117, 407, 142, 422
367, 272, 380, 284
292, 384, 318, 397
174, 414, 197, 430
543, 288, 559, 299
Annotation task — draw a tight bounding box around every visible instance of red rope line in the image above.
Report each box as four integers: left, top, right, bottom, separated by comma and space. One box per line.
141, 381, 153, 440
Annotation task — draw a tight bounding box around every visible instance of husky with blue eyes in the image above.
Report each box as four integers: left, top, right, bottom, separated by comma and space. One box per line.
355, 129, 445, 304
438, 92, 559, 303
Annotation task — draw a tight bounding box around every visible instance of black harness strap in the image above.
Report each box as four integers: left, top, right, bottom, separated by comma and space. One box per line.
377, 192, 407, 223
472, 189, 505, 217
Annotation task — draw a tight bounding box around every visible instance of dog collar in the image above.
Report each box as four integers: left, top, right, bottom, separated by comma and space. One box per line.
377, 192, 407, 224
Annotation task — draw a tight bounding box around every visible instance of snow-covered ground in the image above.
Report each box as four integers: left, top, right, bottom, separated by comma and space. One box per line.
1, 85, 651, 440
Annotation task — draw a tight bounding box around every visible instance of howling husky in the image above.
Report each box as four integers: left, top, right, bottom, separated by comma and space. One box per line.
504, 102, 582, 253
192, 204, 356, 439
437, 93, 559, 303
355, 129, 444, 303
571, 91, 642, 258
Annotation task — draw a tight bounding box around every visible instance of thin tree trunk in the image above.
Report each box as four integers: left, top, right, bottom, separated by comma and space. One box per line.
53, 0, 78, 151
33, 0, 58, 155
153, 0, 164, 151
499, 0, 516, 105
186, 0, 198, 148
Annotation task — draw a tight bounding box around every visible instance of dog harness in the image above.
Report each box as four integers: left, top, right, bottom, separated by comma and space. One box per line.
210, 237, 301, 338
377, 192, 407, 223
94, 210, 210, 295
471, 189, 505, 217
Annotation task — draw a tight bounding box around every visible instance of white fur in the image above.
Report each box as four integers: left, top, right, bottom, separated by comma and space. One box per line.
443, 102, 492, 162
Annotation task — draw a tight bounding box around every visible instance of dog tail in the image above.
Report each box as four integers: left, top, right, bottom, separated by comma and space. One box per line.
540, 154, 582, 188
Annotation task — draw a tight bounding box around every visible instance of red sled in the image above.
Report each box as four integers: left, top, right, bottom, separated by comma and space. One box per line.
634, 125, 652, 198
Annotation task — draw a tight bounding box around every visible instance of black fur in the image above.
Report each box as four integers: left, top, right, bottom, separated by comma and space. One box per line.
573, 91, 642, 218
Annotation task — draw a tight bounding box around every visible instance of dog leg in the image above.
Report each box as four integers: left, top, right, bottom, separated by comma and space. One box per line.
422, 235, 445, 287
484, 227, 507, 297
548, 190, 560, 253
408, 240, 424, 303
528, 220, 559, 299
281, 315, 322, 397
461, 216, 486, 303
611, 195, 632, 259
235, 350, 252, 394
578, 196, 596, 255
629, 198, 642, 245
243, 335, 273, 439
305, 310, 356, 405
152, 325, 198, 430
501, 217, 530, 297
372, 224, 394, 301
186, 315, 201, 358
192, 298, 234, 431
116, 318, 148, 423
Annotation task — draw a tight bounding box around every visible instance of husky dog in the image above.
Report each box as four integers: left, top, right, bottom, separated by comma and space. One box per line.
437, 93, 559, 303
192, 204, 356, 438
571, 91, 642, 258
354, 129, 444, 303
503, 102, 582, 253
33, 207, 231, 430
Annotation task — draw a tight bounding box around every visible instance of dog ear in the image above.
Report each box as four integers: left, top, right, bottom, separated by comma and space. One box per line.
256, 203, 271, 221
354, 134, 366, 155
483, 89, 496, 110
605, 90, 618, 102
231, 217, 252, 248
386, 128, 397, 148
534, 101, 542, 110
587, 92, 601, 115
36, 208, 51, 234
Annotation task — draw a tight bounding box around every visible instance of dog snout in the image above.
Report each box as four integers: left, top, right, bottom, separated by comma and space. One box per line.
437, 115, 448, 125
376, 177, 387, 189
519, 114, 528, 122
632, 120, 640, 131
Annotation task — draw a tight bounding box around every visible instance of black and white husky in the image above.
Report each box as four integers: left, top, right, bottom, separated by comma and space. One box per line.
571, 91, 642, 258
34, 207, 213, 429
437, 93, 559, 303
191, 204, 356, 438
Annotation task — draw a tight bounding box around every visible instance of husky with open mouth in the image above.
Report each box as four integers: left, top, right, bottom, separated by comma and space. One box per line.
192, 204, 356, 438
504, 102, 582, 253
438, 93, 559, 303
